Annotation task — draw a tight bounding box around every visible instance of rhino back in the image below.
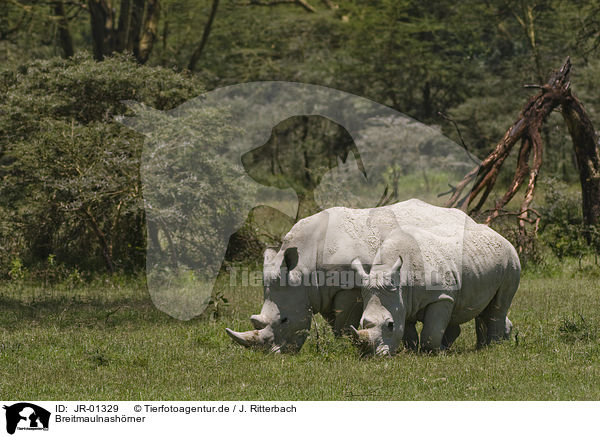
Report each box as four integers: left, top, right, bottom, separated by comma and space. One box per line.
273, 199, 478, 276
319, 199, 474, 268
376, 222, 519, 324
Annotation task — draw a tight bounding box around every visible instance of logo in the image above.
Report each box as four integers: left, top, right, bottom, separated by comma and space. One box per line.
120, 81, 479, 320
3, 403, 50, 434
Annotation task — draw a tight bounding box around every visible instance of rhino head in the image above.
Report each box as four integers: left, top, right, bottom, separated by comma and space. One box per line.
350, 257, 405, 356
226, 247, 313, 353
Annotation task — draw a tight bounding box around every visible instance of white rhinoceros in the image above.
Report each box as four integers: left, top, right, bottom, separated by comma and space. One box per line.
350, 222, 520, 355
226, 198, 494, 353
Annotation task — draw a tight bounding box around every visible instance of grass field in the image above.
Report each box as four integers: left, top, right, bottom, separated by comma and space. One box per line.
1, 258, 600, 400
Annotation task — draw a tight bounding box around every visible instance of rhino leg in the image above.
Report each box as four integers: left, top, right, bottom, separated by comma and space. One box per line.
476, 312, 514, 349
403, 322, 419, 351
476, 270, 519, 348
441, 324, 461, 350
475, 316, 487, 349
327, 288, 363, 337
420, 301, 453, 353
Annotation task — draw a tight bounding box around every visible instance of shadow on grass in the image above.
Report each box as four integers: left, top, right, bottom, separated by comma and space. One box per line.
0, 292, 197, 330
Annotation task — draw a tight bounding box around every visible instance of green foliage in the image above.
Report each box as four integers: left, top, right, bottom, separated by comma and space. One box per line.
126, 96, 254, 286
538, 178, 595, 259
206, 289, 229, 320
241, 115, 357, 220
336, 0, 487, 121
1, 1, 600, 273
174, 1, 349, 87
8, 258, 26, 281
0, 53, 207, 275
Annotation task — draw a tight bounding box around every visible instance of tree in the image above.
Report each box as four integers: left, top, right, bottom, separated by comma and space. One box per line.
446, 58, 600, 247
335, 0, 491, 123
0, 53, 206, 273
88, 0, 161, 62
52, 0, 74, 58
187, 0, 219, 71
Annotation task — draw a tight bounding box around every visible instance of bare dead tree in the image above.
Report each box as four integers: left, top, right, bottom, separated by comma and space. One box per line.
445, 57, 600, 247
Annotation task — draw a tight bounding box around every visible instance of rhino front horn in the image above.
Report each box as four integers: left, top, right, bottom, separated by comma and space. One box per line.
225, 328, 259, 347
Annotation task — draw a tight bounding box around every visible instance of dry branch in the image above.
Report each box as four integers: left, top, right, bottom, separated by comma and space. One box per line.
445, 58, 573, 237
445, 57, 600, 251
320, 0, 337, 9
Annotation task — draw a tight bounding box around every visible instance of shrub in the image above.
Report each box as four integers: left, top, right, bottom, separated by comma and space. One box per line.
538, 178, 596, 259
0, 53, 212, 276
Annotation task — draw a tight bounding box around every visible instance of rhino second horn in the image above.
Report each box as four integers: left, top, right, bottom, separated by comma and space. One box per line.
350, 326, 370, 344
250, 314, 268, 329
351, 258, 368, 281
225, 328, 259, 347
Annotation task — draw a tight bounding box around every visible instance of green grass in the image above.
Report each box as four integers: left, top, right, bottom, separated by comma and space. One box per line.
1, 258, 600, 400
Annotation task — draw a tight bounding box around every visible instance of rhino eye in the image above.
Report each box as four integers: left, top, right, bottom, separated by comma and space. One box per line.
281, 317, 288, 324
387, 321, 394, 330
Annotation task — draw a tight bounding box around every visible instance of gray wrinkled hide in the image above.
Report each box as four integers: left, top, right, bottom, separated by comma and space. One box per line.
226, 199, 520, 354
354, 223, 520, 355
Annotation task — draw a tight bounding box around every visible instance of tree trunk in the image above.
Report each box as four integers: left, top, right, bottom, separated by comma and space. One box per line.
88, 0, 110, 60
561, 93, 600, 228
137, 0, 160, 64
160, 4, 169, 66
88, 0, 160, 64
115, 0, 132, 52
82, 208, 115, 273
127, 0, 145, 55
52, 1, 74, 58
188, 0, 219, 71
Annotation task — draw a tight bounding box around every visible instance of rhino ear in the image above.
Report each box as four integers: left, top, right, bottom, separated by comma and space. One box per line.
372, 248, 382, 265
390, 256, 403, 273
283, 247, 298, 271
388, 256, 403, 286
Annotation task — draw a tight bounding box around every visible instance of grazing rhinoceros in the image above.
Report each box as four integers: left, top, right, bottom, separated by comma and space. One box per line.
350, 222, 520, 355
226, 199, 481, 353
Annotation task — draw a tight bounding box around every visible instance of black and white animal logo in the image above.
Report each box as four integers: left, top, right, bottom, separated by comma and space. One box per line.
3, 403, 50, 435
